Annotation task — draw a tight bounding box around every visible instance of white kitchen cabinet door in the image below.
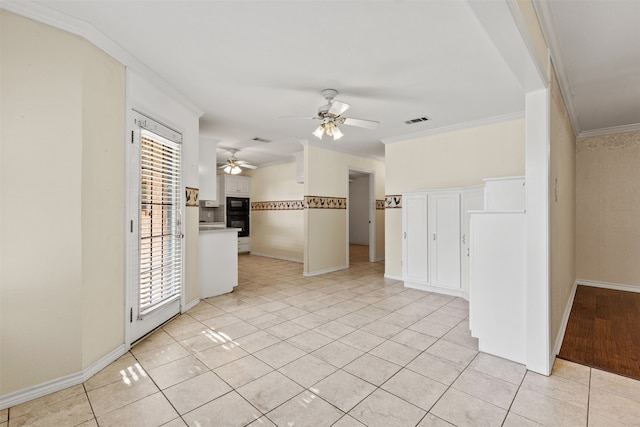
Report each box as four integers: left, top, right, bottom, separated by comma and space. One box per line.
461, 187, 484, 299
402, 194, 429, 286
429, 192, 461, 290
237, 176, 251, 195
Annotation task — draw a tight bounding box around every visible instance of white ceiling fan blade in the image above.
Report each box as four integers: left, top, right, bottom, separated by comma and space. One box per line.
328, 100, 350, 116
240, 164, 257, 169
342, 117, 380, 129
279, 116, 318, 120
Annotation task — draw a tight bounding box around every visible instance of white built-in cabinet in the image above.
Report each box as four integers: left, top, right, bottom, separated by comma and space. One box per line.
198, 138, 218, 201
402, 189, 472, 297
221, 175, 251, 197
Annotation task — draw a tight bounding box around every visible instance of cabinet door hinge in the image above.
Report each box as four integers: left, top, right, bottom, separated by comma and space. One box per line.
129, 307, 133, 323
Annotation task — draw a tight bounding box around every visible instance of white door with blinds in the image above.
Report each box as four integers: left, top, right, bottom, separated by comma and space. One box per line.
128, 111, 183, 343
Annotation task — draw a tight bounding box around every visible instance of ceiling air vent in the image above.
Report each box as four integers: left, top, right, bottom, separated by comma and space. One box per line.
252, 137, 272, 143
404, 116, 430, 125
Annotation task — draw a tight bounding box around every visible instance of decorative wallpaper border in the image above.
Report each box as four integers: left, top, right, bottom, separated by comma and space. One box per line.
185, 187, 199, 207
252, 200, 304, 211
577, 131, 640, 152
376, 200, 385, 210
385, 195, 402, 209
304, 196, 347, 209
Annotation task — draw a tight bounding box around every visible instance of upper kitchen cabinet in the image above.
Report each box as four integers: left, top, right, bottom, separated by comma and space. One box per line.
221, 175, 251, 197
199, 137, 218, 201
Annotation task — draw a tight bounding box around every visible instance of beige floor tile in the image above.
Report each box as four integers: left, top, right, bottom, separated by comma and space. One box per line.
0, 409, 6, 423
349, 388, 426, 427
182, 391, 262, 427
381, 311, 425, 328
510, 387, 587, 427
291, 313, 329, 329
311, 370, 376, 412
390, 329, 438, 351
353, 305, 391, 320
179, 331, 225, 353
8, 384, 86, 418
235, 330, 282, 353
237, 371, 304, 413
266, 390, 344, 427
381, 368, 447, 411
590, 368, 640, 402
431, 388, 507, 427
95, 392, 178, 427
370, 339, 421, 366
187, 305, 226, 322
416, 413, 455, 426
339, 330, 386, 352
336, 312, 375, 329
7, 393, 94, 427
246, 416, 276, 427
407, 352, 465, 386
162, 320, 209, 341
131, 330, 177, 355
467, 352, 527, 385
332, 414, 366, 426
279, 354, 337, 387
87, 374, 159, 416
245, 313, 286, 329
452, 368, 519, 409
265, 320, 308, 340
147, 354, 207, 390
230, 307, 268, 321
272, 305, 308, 321
359, 319, 404, 339
194, 342, 249, 370
74, 419, 99, 427
202, 313, 242, 330
551, 358, 591, 386
312, 341, 365, 368
161, 418, 188, 427
441, 323, 479, 350
521, 371, 589, 409
343, 354, 401, 386
254, 341, 306, 368
501, 412, 544, 426
408, 318, 453, 338
314, 305, 353, 320
214, 320, 260, 341
135, 343, 191, 371
589, 386, 640, 425
313, 321, 357, 339
587, 409, 631, 427
286, 329, 333, 353
213, 355, 273, 388
163, 371, 232, 414
425, 339, 477, 369
84, 353, 142, 392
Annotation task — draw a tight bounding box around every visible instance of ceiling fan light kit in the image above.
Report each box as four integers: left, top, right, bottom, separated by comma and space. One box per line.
219, 148, 257, 174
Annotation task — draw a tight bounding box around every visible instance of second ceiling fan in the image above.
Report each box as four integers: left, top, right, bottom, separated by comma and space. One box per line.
285, 89, 379, 141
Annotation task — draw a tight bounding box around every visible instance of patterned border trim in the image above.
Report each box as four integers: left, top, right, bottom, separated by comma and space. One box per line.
376, 200, 385, 210
304, 196, 347, 209
186, 187, 199, 207
252, 200, 304, 211
576, 131, 640, 153
385, 195, 402, 209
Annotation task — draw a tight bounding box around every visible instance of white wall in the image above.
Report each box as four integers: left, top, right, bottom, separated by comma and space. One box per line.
349, 176, 370, 245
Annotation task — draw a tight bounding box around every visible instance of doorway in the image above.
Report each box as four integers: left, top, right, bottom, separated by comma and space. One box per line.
347, 169, 375, 264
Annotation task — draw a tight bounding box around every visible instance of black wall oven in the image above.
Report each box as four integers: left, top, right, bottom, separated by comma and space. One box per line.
226, 197, 250, 237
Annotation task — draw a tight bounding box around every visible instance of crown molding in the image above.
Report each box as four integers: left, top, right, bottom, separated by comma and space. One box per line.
532, 0, 582, 137
1, 1, 204, 117
577, 123, 640, 139
380, 112, 524, 144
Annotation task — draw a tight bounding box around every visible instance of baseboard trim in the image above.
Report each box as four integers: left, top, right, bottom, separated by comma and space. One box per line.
304, 265, 348, 277
403, 281, 463, 298
384, 273, 403, 281
0, 344, 127, 410
183, 298, 200, 312
553, 280, 578, 359
250, 252, 303, 263
374, 256, 385, 262
576, 279, 640, 293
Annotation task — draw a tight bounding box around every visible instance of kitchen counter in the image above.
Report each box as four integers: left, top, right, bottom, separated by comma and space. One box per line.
199, 226, 240, 298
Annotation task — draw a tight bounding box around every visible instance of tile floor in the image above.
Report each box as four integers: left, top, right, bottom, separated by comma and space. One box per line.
3, 246, 640, 426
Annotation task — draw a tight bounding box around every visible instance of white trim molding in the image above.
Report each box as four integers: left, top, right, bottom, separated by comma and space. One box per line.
0, 345, 127, 410
384, 273, 403, 281
250, 252, 304, 264
303, 265, 348, 277
553, 280, 578, 358
577, 279, 640, 294
182, 298, 201, 313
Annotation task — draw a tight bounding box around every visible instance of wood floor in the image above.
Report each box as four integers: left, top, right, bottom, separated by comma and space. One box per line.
559, 285, 640, 381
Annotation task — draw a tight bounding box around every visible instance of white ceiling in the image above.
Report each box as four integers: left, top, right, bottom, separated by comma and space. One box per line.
8, 1, 639, 166
536, 0, 640, 136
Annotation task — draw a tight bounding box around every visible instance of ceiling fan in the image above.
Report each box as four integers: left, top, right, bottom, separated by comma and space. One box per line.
218, 148, 257, 175
284, 89, 379, 141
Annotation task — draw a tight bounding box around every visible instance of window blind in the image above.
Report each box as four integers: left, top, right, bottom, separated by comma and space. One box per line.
139, 128, 182, 316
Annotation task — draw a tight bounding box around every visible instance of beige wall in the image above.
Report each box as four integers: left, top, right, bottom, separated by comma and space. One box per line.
576, 130, 640, 288
248, 162, 304, 261
384, 119, 526, 277
548, 66, 577, 349
304, 145, 385, 275
1, 11, 125, 394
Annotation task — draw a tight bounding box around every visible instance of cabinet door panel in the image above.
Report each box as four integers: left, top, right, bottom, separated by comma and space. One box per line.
430, 192, 461, 289
403, 195, 429, 284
